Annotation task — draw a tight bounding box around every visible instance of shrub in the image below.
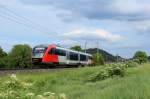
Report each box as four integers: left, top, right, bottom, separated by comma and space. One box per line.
89, 64, 126, 82
0, 56, 10, 68
0, 46, 7, 58
133, 51, 148, 64
89, 70, 108, 82
107, 64, 125, 77
8, 44, 32, 68
0, 74, 67, 99
126, 61, 138, 68
93, 53, 105, 65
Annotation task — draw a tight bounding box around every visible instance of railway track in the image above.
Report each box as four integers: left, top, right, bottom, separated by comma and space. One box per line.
0, 66, 77, 75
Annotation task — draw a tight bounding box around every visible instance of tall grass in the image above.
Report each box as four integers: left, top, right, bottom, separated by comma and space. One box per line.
1, 63, 150, 99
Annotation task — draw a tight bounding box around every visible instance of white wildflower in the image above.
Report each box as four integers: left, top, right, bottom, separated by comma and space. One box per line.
36, 95, 45, 99
22, 82, 33, 89
59, 93, 66, 99
43, 92, 52, 96
0, 93, 3, 97
26, 92, 35, 97
10, 74, 18, 81
4, 81, 11, 85
9, 90, 17, 95
50, 93, 55, 95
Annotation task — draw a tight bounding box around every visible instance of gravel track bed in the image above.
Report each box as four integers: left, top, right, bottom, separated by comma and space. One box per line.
0, 67, 77, 75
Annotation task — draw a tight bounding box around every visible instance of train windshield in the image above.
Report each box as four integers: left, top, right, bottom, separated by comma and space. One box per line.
32, 47, 47, 58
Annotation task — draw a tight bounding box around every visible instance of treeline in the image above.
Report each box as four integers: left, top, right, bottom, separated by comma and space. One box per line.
0, 44, 149, 69
71, 45, 149, 65
0, 44, 32, 68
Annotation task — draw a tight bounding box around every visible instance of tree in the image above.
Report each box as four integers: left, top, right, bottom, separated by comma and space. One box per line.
0, 47, 7, 58
8, 44, 32, 68
133, 51, 148, 64
0, 46, 7, 68
70, 45, 82, 52
93, 53, 105, 65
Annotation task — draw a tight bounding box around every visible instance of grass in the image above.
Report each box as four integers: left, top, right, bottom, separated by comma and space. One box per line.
1, 63, 150, 99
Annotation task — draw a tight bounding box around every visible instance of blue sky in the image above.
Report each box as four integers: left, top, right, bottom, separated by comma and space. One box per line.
0, 0, 149, 58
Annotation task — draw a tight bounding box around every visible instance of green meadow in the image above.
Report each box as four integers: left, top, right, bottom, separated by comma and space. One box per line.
1, 63, 150, 99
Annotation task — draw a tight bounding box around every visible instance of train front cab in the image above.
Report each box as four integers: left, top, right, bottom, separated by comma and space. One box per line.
32, 45, 48, 65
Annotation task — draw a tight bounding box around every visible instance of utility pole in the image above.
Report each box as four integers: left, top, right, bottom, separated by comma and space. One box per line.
97, 41, 99, 63
116, 54, 119, 63
84, 41, 87, 53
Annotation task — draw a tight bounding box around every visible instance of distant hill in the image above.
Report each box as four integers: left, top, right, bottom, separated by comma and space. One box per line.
85, 48, 124, 62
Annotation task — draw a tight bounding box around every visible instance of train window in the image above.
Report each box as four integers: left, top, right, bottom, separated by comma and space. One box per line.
49, 48, 66, 56
48, 48, 55, 54
70, 52, 78, 60
80, 54, 87, 61
33, 47, 47, 53
57, 49, 66, 56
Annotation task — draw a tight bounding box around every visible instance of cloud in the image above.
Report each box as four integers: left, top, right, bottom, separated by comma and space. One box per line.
19, 0, 150, 21
116, 44, 141, 49
131, 20, 150, 34
19, 0, 53, 5
60, 28, 125, 42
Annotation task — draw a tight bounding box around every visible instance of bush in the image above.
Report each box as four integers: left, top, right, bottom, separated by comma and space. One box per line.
8, 44, 32, 68
126, 61, 138, 68
0, 56, 10, 68
107, 64, 125, 77
0, 74, 67, 99
89, 70, 108, 82
0, 46, 7, 58
89, 64, 126, 82
93, 53, 105, 65
133, 51, 148, 64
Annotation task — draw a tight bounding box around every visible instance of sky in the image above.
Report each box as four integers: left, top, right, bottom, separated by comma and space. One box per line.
0, 0, 149, 58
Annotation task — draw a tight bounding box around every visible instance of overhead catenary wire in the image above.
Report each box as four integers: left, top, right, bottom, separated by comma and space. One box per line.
0, 5, 51, 32
0, 4, 52, 36
0, 13, 49, 35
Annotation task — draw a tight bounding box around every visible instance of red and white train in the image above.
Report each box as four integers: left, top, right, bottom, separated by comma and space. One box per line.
32, 44, 93, 66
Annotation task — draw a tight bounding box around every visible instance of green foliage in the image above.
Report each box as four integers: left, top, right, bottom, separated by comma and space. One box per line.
0, 74, 66, 99
107, 64, 126, 77
126, 61, 139, 67
70, 45, 82, 52
133, 51, 148, 64
1, 63, 150, 99
86, 48, 116, 62
89, 64, 126, 82
89, 70, 109, 81
8, 44, 32, 68
0, 56, 10, 68
93, 53, 105, 65
0, 46, 7, 58
0, 47, 8, 68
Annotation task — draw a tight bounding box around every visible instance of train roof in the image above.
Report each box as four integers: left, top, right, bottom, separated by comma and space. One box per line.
56, 46, 92, 56
34, 44, 57, 48
34, 44, 49, 48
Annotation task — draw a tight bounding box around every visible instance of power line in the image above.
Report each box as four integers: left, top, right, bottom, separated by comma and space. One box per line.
0, 5, 51, 32
0, 13, 49, 35
0, 4, 52, 35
